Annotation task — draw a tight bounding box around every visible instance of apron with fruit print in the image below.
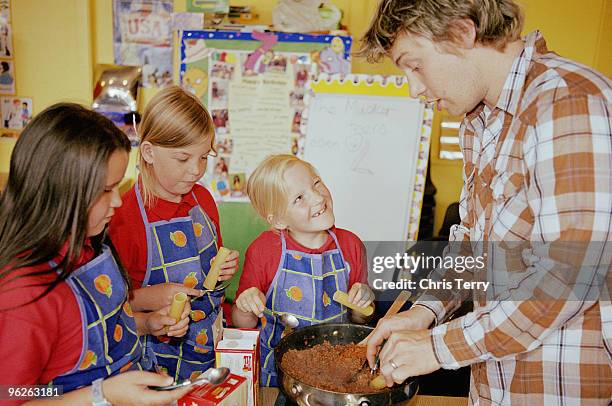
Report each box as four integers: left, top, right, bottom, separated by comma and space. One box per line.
259, 230, 350, 387
51, 246, 144, 391
135, 182, 222, 381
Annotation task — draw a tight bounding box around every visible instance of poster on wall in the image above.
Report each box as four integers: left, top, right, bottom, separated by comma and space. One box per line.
1, 96, 32, 130
179, 30, 352, 201
0, 59, 14, 95
0, 21, 12, 57
0, 0, 14, 96
113, 0, 173, 88
0, 0, 9, 23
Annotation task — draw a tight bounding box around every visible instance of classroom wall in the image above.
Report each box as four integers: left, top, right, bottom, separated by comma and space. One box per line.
12, 0, 93, 112
0, 0, 93, 174
83, 0, 612, 237
595, 0, 612, 77
1, 0, 611, 271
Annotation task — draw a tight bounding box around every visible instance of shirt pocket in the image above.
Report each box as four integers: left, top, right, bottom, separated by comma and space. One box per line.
491, 170, 524, 202
490, 170, 531, 240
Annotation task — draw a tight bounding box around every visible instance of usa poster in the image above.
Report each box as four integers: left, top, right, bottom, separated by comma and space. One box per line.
113, 0, 173, 88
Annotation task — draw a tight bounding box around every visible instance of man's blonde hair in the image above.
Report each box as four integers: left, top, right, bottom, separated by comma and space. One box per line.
138, 85, 215, 206
247, 154, 319, 228
357, 0, 524, 63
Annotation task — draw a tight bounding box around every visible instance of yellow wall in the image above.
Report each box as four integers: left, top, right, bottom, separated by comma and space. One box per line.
522, 0, 611, 76
594, 0, 612, 77
2, 0, 611, 234
13, 0, 93, 112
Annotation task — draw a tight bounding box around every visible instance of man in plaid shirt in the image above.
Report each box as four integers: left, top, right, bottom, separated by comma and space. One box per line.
359, 0, 611, 404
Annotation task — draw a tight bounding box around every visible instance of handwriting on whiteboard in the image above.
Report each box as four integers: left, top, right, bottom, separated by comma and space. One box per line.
309, 99, 393, 175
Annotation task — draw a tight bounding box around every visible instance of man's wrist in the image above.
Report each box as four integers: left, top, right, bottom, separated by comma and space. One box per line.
409, 304, 437, 328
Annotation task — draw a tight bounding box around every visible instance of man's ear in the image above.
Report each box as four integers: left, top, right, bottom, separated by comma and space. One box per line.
451, 18, 477, 49
140, 141, 155, 164
267, 214, 287, 231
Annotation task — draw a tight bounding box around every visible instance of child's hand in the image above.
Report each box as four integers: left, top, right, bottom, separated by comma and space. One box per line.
218, 249, 240, 281
146, 300, 191, 337
348, 283, 375, 309
132, 283, 203, 312
235, 287, 266, 318
103, 370, 193, 406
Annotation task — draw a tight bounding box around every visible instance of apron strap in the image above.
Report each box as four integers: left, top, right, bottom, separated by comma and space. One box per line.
280, 230, 288, 252
134, 181, 150, 224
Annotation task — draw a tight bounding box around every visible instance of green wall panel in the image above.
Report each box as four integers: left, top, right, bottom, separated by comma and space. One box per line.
218, 202, 269, 301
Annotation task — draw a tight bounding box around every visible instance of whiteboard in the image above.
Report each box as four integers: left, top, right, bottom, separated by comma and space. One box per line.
304, 92, 426, 241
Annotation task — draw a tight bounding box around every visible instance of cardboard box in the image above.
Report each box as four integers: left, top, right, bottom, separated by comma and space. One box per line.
178, 373, 247, 406
215, 328, 260, 406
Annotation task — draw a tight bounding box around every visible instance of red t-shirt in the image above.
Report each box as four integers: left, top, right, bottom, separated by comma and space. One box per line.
0, 242, 94, 405
109, 183, 222, 289
236, 227, 366, 298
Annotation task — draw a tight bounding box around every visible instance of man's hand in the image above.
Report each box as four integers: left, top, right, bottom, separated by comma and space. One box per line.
378, 329, 441, 387
366, 305, 435, 367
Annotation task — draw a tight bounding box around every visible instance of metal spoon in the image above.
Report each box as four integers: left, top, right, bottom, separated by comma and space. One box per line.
191, 280, 232, 302
203, 279, 232, 293
265, 311, 300, 329
149, 367, 230, 391
278, 313, 299, 329
192, 366, 230, 385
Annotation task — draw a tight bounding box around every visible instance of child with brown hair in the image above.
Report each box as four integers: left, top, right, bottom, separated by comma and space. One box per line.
0, 103, 192, 405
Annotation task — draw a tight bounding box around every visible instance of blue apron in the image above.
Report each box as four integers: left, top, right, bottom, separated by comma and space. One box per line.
51, 246, 143, 391
135, 182, 222, 381
259, 230, 350, 387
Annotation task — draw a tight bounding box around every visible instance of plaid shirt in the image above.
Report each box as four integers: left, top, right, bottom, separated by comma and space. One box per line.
415, 31, 612, 405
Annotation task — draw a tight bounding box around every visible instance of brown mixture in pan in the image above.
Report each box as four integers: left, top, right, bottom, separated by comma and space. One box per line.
280, 342, 384, 393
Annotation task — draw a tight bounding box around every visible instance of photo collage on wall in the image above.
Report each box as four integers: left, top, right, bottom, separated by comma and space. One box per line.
0, 0, 13, 96
113, 0, 173, 88
1, 97, 32, 131
0, 0, 32, 139
180, 30, 352, 201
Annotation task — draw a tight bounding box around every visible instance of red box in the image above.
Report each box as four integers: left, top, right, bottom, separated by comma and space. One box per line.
178, 373, 247, 406
215, 328, 260, 406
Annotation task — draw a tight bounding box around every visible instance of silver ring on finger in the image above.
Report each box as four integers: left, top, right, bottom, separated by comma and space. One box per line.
390, 361, 399, 370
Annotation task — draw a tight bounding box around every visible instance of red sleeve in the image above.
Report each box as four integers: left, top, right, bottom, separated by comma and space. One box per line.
193, 185, 223, 247
108, 186, 148, 289
335, 229, 367, 288
236, 232, 280, 298
0, 275, 81, 404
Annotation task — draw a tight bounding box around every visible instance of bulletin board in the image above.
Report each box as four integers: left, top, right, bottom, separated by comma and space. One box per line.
178, 31, 354, 300
179, 29, 352, 202
303, 74, 433, 241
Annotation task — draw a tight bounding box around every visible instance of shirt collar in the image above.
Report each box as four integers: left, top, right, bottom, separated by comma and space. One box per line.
149, 191, 196, 220
284, 226, 336, 253
465, 30, 546, 122
53, 237, 95, 269
497, 30, 546, 116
